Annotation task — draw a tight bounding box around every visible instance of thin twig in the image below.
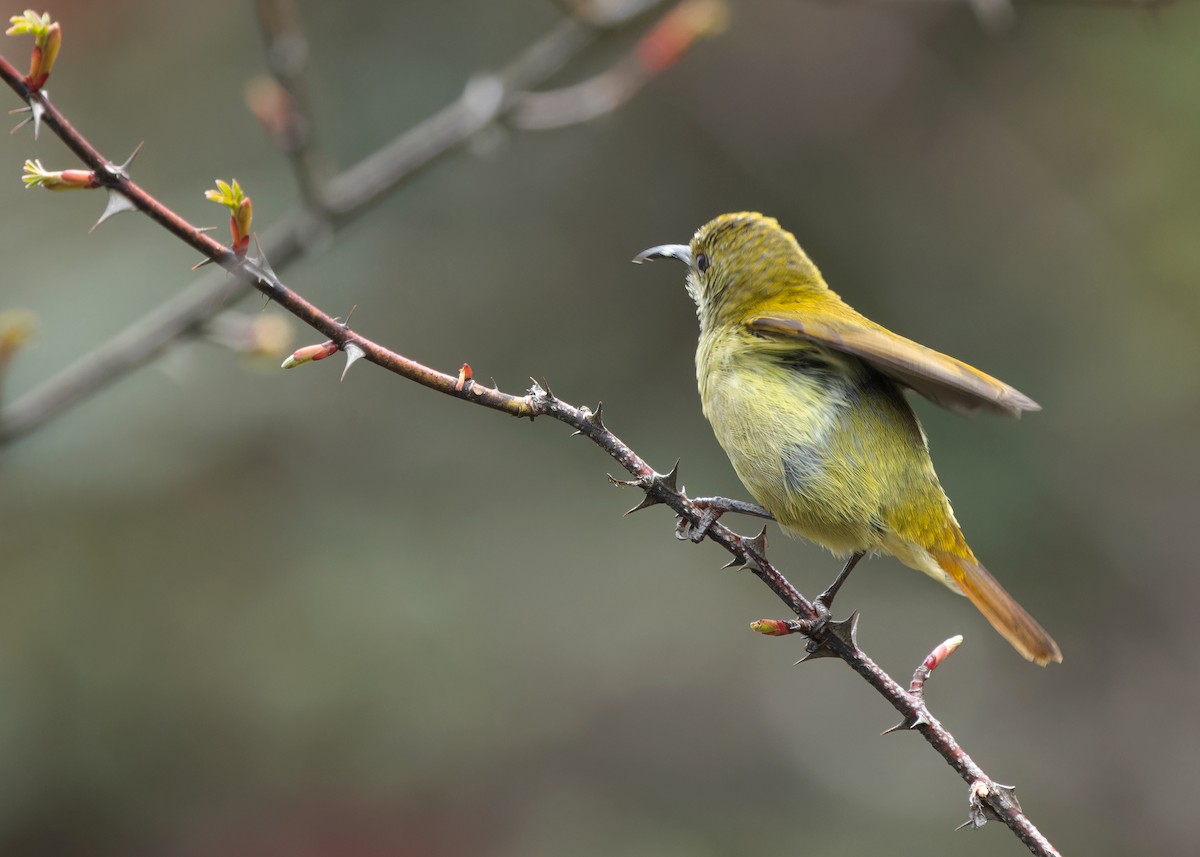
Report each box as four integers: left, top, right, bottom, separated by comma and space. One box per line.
0, 4, 682, 444
252, 0, 326, 208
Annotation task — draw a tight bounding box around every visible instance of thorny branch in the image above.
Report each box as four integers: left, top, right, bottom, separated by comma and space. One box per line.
0, 0, 677, 444
0, 5, 1060, 856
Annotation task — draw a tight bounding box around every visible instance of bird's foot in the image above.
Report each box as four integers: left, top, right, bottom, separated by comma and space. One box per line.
676, 496, 774, 543
797, 610, 861, 662
794, 553, 867, 661
812, 552, 865, 618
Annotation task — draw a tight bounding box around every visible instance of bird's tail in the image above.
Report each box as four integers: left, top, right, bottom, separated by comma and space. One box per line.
931, 549, 1062, 666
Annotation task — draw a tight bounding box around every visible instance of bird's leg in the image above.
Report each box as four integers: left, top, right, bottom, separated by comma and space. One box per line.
677, 496, 775, 543
813, 551, 865, 621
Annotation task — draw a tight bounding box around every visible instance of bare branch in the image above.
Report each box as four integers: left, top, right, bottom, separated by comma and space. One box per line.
0, 4, 688, 443
251, 0, 326, 207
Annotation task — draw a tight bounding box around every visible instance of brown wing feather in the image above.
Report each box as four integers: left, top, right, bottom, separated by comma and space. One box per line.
747, 314, 1039, 418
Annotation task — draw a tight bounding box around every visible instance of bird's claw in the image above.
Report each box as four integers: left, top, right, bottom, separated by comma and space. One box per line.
795, 611, 861, 663
677, 496, 773, 543
675, 502, 721, 543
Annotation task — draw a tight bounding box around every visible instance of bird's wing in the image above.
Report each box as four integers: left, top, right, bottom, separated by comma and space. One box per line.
747, 312, 1039, 418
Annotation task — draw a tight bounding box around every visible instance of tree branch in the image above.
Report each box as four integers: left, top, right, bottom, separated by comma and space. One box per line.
0, 9, 1060, 855
0, 2, 686, 444
251, 0, 327, 208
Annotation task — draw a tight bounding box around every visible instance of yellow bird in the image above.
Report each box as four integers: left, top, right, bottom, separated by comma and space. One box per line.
635, 212, 1061, 665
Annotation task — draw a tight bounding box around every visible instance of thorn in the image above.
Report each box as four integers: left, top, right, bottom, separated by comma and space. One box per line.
9, 96, 47, 138
607, 473, 637, 488
247, 234, 280, 285
660, 459, 681, 493
89, 189, 138, 232
192, 256, 216, 270
585, 401, 606, 431
734, 526, 769, 571
576, 403, 605, 437
825, 610, 860, 650
197, 225, 219, 234
340, 342, 365, 381
105, 141, 144, 178
626, 465, 682, 519
880, 710, 930, 736
742, 525, 769, 557
992, 783, 1021, 813
31, 96, 46, 139
794, 649, 832, 665
623, 492, 663, 516
720, 554, 743, 569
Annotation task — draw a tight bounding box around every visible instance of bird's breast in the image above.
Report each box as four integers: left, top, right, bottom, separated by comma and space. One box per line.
695, 329, 885, 553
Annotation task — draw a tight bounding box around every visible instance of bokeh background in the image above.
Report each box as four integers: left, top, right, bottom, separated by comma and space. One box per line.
2, 1, 1197, 854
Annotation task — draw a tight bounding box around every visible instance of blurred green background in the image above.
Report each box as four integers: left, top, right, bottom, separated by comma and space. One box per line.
2, 1, 1197, 854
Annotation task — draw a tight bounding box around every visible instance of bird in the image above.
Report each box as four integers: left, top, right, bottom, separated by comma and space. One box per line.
634, 212, 1061, 665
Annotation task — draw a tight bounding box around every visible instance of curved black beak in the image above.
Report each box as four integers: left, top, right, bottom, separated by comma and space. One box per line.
632, 243, 692, 266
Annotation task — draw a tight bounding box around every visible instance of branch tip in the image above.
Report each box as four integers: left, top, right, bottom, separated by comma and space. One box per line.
750, 618, 804, 637
909, 634, 964, 697
7, 11, 61, 92
22, 158, 97, 190
454, 362, 473, 392
281, 340, 337, 369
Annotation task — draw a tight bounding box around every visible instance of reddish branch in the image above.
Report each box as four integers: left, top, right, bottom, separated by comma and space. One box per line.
0, 6, 700, 443
0, 15, 1060, 857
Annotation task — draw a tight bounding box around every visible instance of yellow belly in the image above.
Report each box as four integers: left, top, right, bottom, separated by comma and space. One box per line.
696, 329, 953, 563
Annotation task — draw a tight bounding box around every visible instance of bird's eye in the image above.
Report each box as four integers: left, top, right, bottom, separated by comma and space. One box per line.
696, 253, 711, 273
